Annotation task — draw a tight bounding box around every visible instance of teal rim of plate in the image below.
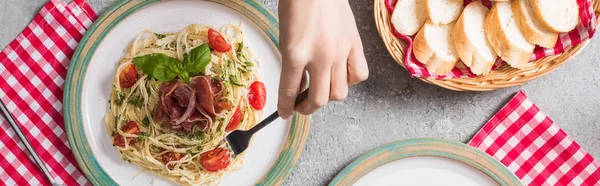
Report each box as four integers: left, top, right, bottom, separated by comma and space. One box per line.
64, 0, 306, 185
329, 138, 523, 186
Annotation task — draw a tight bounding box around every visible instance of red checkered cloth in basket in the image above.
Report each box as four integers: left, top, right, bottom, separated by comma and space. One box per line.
385, 0, 598, 79
0, 0, 96, 185
469, 91, 600, 185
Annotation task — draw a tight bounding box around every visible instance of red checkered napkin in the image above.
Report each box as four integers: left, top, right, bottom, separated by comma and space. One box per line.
469, 91, 600, 185
0, 0, 96, 185
385, 0, 598, 79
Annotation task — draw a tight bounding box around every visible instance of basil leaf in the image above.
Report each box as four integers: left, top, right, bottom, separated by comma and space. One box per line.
133, 53, 180, 81
153, 62, 178, 81
132, 54, 159, 75
179, 71, 190, 83
183, 44, 212, 76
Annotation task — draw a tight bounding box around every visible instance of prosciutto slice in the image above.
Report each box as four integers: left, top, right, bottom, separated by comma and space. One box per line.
155, 81, 195, 125
155, 76, 228, 133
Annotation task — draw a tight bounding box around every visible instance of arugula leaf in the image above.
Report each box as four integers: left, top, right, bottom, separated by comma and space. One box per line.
183, 44, 212, 76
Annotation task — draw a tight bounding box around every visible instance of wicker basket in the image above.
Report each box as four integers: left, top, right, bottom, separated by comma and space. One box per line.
374, 0, 600, 91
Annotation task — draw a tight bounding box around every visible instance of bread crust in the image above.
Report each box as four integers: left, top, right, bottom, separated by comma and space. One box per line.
485, 2, 534, 69
512, 0, 558, 48
426, 0, 464, 24
454, 1, 497, 75
392, 0, 428, 35
413, 21, 459, 75
529, 0, 579, 32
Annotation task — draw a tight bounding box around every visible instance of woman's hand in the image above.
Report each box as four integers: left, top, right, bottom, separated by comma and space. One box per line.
278, 0, 368, 119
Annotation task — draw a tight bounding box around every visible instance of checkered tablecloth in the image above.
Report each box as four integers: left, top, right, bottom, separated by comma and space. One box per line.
469, 91, 600, 185
0, 0, 96, 185
1, 0, 599, 186
385, 0, 598, 79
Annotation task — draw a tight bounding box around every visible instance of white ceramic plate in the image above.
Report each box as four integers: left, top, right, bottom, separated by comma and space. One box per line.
354, 156, 498, 186
329, 138, 522, 186
64, 1, 310, 185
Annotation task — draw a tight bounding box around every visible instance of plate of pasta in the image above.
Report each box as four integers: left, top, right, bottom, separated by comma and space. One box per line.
63, 1, 310, 186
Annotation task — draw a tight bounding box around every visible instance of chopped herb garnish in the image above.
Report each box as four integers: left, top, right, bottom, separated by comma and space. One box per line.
151, 145, 161, 152
128, 96, 144, 108
217, 118, 225, 122
188, 131, 203, 140
139, 132, 149, 138
115, 91, 125, 106
229, 75, 244, 87
155, 33, 167, 39
142, 117, 150, 127
145, 82, 152, 95
113, 115, 121, 136
236, 42, 244, 59
244, 61, 254, 67
122, 156, 131, 163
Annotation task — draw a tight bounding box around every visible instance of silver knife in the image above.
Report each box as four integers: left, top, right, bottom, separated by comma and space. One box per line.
0, 99, 61, 186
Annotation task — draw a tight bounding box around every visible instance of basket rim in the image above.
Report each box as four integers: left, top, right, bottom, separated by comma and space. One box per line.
374, 0, 600, 91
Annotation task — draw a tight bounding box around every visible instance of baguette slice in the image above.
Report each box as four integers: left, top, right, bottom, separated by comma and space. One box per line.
426, 0, 464, 24
391, 0, 428, 35
485, 2, 534, 69
454, 1, 497, 76
530, 0, 579, 33
413, 21, 459, 75
512, 0, 559, 48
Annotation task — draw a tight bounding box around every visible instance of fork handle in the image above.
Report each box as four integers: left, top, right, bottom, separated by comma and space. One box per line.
248, 89, 310, 134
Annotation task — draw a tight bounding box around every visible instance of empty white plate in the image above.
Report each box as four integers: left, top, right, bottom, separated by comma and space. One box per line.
330, 138, 523, 186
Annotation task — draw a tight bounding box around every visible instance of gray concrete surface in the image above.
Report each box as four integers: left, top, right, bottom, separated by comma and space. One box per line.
1, 0, 599, 185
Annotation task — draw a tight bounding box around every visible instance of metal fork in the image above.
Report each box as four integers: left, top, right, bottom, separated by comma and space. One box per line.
226, 89, 309, 155
0, 100, 61, 186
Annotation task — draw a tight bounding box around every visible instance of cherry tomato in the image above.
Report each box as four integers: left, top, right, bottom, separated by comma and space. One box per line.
119, 64, 138, 88
161, 152, 183, 167
113, 121, 140, 147
121, 121, 141, 135
113, 135, 136, 147
208, 28, 232, 52
200, 148, 231, 172
248, 81, 266, 110
225, 107, 242, 132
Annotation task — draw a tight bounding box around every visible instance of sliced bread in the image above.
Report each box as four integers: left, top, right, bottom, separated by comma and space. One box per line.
413, 21, 459, 75
530, 0, 579, 33
485, 2, 534, 69
453, 1, 497, 76
426, 0, 464, 24
391, 0, 428, 35
512, 0, 559, 48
